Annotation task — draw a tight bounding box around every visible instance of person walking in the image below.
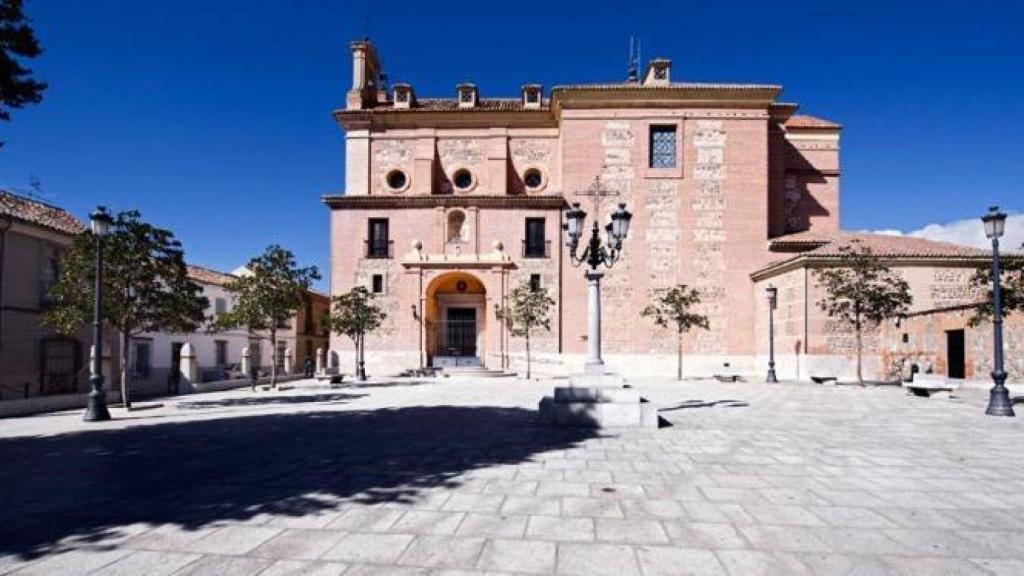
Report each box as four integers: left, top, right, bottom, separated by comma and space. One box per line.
303, 354, 315, 378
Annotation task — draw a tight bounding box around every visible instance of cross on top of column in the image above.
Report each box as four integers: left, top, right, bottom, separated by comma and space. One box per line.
574, 175, 619, 223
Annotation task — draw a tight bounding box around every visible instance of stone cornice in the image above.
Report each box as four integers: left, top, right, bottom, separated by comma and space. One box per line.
321, 194, 568, 210
333, 109, 557, 130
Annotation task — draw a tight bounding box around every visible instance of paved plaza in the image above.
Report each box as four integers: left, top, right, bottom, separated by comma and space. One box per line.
1, 376, 1023, 575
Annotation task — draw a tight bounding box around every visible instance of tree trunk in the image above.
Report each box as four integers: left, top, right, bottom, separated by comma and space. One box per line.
357, 332, 367, 381
677, 330, 683, 381
120, 327, 132, 409
270, 328, 278, 389
855, 318, 864, 387
525, 331, 531, 380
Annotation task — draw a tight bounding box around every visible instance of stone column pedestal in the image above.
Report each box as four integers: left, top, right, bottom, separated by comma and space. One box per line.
178, 342, 198, 394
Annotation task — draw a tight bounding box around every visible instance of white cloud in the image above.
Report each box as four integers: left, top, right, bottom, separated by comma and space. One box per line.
863, 213, 1024, 252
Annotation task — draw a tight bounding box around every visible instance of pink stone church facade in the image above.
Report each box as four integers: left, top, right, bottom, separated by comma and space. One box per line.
326, 40, 1022, 382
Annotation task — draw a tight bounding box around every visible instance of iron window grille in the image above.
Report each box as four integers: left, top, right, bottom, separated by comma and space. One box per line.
649, 125, 677, 169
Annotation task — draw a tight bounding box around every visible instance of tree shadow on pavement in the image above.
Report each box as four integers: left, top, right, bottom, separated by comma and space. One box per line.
175, 392, 367, 409
661, 399, 749, 411
0, 405, 595, 559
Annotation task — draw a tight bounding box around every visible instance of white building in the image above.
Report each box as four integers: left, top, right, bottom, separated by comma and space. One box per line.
127, 265, 289, 397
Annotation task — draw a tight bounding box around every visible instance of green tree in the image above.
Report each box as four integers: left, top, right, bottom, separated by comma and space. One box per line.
214, 245, 319, 389
504, 281, 554, 379
44, 210, 208, 407
814, 242, 913, 385
969, 245, 1024, 326
326, 286, 386, 381
641, 284, 710, 380
0, 0, 47, 143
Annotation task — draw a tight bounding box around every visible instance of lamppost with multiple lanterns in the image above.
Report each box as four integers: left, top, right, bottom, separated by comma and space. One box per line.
765, 284, 779, 383
83, 206, 113, 422
562, 195, 632, 375
981, 206, 1014, 418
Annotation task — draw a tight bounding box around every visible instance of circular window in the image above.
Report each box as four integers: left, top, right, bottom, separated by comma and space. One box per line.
523, 169, 543, 190
453, 169, 474, 191
456, 280, 468, 292
386, 169, 408, 192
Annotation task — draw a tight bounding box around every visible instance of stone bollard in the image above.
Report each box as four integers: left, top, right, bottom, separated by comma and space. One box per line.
178, 342, 199, 394
241, 347, 251, 378
283, 347, 293, 374
329, 350, 340, 374
315, 347, 325, 374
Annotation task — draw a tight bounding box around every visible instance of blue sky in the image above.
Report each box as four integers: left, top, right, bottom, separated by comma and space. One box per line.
1, 1, 1021, 289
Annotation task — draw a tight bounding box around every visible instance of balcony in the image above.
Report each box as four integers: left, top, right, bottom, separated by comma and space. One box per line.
522, 239, 551, 259
365, 239, 394, 259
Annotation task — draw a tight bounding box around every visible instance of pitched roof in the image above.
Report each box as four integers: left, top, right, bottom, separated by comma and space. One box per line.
772, 230, 989, 258
784, 114, 841, 129
186, 264, 237, 287
0, 189, 86, 235
754, 231, 992, 279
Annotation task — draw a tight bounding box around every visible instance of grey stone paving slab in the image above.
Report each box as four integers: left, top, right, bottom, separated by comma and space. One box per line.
662, 522, 749, 550
635, 545, 727, 576
455, 513, 527, 538
250, 528, 347, 560
557, 542, 640, 576
173, 554, 275, 575
595, 518, 670, 544
526, 516, 593, 542
256, 559, 349, 576
181, 525, 281, 555
321, 533, 414, 564
476, 539, 555, 574
397, 536, 485, 569
390, 511, 465, 536
90, 550, 201, 575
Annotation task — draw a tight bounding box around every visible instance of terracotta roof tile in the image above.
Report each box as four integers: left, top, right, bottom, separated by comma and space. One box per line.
0, 190, 86, 235
186, 264, 237, 286
784, 114, 841, 129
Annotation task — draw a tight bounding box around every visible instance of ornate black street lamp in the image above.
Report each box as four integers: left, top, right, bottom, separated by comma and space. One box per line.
766, 285, 779, 383
83, 206, 113, 422
982, 206, 1014, 417
562, 190, 632, 374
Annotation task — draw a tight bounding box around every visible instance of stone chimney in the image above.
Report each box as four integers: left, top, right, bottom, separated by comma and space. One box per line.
347, 39, 382, 110
393, 83, 415, 109
643, 58, 671, 86
457, 83, 478, 108
521, 84, 543, 109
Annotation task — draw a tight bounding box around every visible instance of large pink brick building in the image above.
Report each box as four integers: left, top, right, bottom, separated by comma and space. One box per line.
325, 40, 1021, 382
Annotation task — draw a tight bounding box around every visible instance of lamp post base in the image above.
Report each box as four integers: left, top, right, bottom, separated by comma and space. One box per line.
766, 368, 778, 384
83, 377, 111, 422
986, 372, 1015, 417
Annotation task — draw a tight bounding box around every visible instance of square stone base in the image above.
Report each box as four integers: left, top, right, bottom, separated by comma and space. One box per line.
539, 378, 658, 429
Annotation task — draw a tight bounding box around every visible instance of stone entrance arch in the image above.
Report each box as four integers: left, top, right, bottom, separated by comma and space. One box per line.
425, 272, 487, 367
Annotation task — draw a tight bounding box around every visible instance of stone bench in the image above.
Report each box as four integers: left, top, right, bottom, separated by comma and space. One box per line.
903, 374, 959, 399
314, 372, 345, 385
713, 374, 744, 383
539, 377, 659, 429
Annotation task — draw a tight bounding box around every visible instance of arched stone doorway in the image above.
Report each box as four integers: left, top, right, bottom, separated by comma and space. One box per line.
425, 272, 486, 367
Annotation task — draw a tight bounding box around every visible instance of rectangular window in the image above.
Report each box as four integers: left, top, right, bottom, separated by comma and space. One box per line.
529, 274, 542, 292
133, 341, 151, 378
371, 274, 384, 294
649, 125, 677, 169
39, 244, 62, 307
215, 340, 228, 366
367, 218, 390, 258
524, 218, 547, 258
214, 297, 227, 316
276, 340, 287, 370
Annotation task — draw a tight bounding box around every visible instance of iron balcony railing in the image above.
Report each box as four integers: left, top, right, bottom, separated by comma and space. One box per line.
365, 239, 394, 259
522, 239, 551, 259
